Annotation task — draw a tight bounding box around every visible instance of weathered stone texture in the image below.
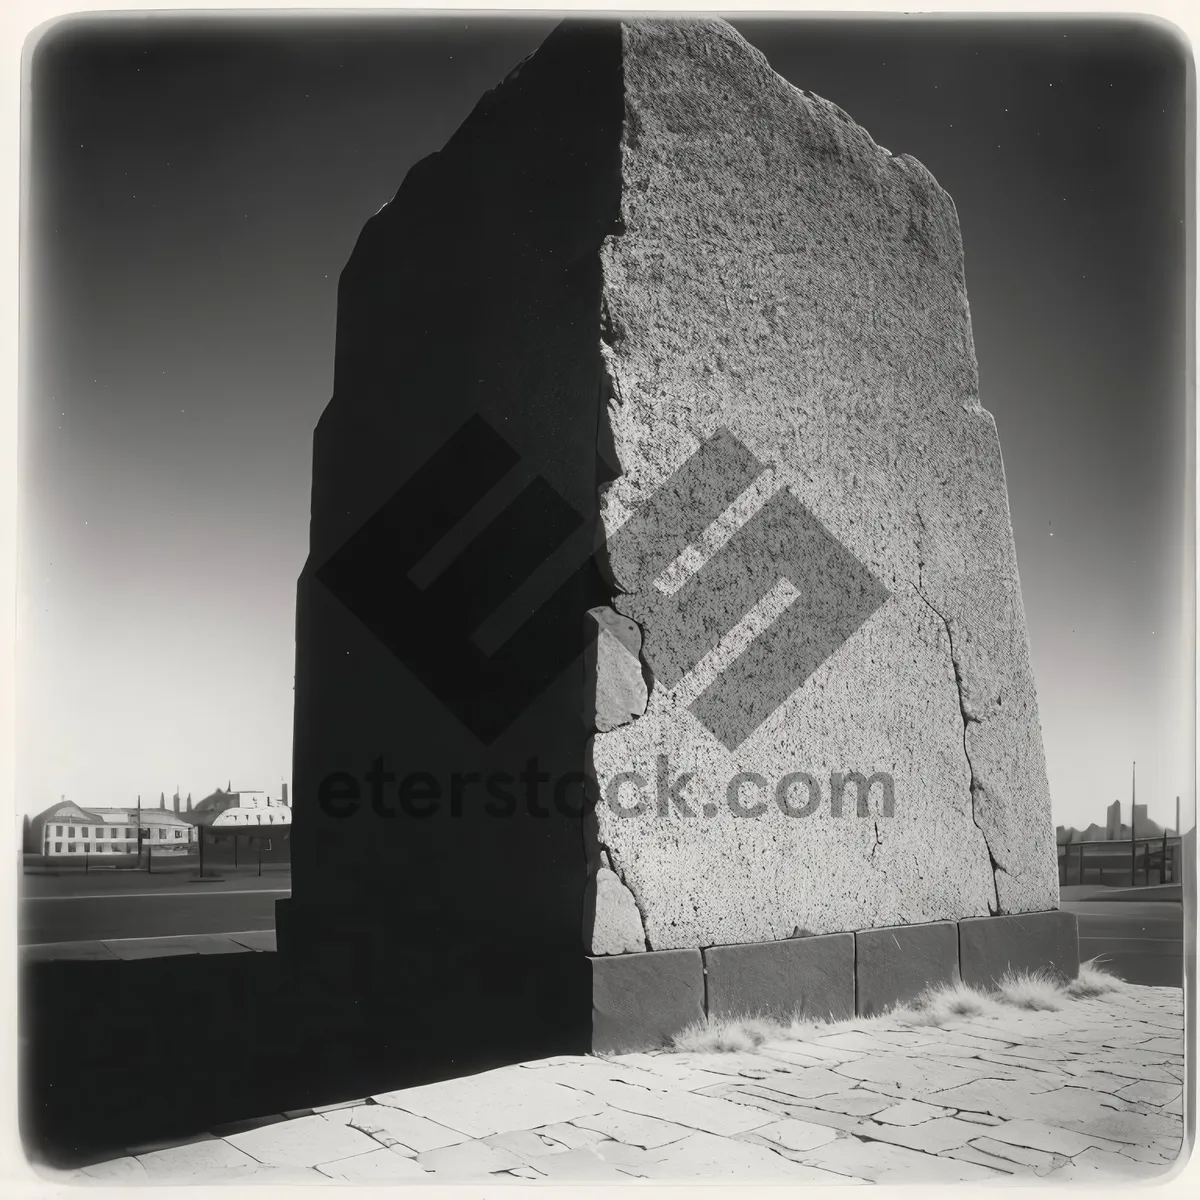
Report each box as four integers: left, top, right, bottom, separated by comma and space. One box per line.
591, 19, 1058, 949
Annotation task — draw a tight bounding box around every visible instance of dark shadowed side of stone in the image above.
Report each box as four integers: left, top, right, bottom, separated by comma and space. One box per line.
855, 921, 959, 1016
591, 950, 705, 1053
959, 910, 1081, 989
285, 20, 624, 1063
705, 933, 855, 1022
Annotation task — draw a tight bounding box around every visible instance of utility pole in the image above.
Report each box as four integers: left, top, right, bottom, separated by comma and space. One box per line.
1130, 761, 1137, 887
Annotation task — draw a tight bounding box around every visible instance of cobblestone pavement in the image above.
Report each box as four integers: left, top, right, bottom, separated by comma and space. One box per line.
55, 984, 1184, 1184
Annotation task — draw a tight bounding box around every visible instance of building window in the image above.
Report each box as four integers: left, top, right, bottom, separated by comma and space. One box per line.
158, 829, 166, 840
174, 829, 183, 839
54, 843, 62, 853
67, 843, 76, 853
82, 827, 89, 837
109, 828, 118, 838
83, 843, 90, 853
125, 827, 134, 838
56, 826, 63, 836
68, 827, 75, 837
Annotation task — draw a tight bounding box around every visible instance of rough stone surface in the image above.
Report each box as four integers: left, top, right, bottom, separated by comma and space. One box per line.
706, 933, 855, 1022
590, 17, 1058, 949
855, 921, 959, 1015
584, 864, 648, 955
584, 606, 649, 731
959, 910, 1080, 989
592, 948, 705, 1052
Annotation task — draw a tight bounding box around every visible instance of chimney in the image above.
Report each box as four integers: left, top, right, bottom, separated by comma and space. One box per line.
1106, 799, 1120, 840
282, 782, 289, 807
187, 792, 193, 812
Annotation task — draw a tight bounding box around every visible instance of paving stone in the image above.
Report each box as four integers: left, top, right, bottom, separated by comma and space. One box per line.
811, 1030, 899, 1054
573, 1107, 694, 1148
374, 1065, 604, 1138
533, 1121, 608, 1150
926, 1077, 1111, 1124
700, 1065, 852, 1103
79, 1156, 148, 1181
592, 1138, 665, 1167
967, 1136, 1068, 1172
939, 1144, 1022, 1174
1058, 1106, 1182, 1147
983, 1118, 1125, 1157
705, 934, 855, 1023
484, 1128, 573, 1159
873, 1099, 953, 1126
1115, 1079, 1184, 1106
416, 1138, 525, 1176
634, 1130, 847, 1180
856, 921, 959, 1016
528, 1147, 640, 1180
833, 1054, 983, 1096
316, 1148, 431, 1181
955, 1112, 1003, 1126
504, 1165, 546, 1179
345, 1103, 468, 1153
136, 1138, 264, 1180
860, 1116, 987, 1153
801, 1092, 899, 1117
1044, 1145, 1166, 1181
573, 1076, 777, 1135
749, 1118, 840, 1152
802, 1136, 999, 1182
1116, 1137, 1184, 1164
225, 1113, 379, 1168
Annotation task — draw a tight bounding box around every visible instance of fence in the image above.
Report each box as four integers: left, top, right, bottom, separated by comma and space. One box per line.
23, 827, 290, 874
1057, 836, 1182, 888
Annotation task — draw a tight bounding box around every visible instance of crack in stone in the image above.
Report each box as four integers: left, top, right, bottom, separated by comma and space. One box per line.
912, 585, 1004, 915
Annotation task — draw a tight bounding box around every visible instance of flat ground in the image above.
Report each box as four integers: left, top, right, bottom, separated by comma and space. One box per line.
49, 982, 1184, 1184
19, 868, 288, 946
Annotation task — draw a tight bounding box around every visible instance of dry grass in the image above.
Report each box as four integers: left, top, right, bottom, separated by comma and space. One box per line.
897, 980, 1006, 1026
672, 1016, 775, 1053
994, 970, 1067, 1011
666, 963, 1117, 1054
1066, 958, 1126, 999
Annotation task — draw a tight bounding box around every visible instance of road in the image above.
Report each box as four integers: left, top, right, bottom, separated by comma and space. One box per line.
21, 870, 1183, 988
1060, 898, 1183, 986
20, 868, 289, 946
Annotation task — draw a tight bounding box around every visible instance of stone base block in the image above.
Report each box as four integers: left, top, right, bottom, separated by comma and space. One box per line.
591, 949, 704, 1053
855, 921, 959, 1016
705, 933, 855, 1023
959, 910, 1080, 989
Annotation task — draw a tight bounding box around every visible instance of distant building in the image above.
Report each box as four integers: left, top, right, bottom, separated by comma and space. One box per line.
186, 785, 291, 831
29, 799, 195, 856
1057, 799, 1176, 845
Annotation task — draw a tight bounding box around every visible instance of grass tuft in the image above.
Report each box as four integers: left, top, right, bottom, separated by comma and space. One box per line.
995, 969, 1067, 1011
897, 980, 1004, 1026
1066, 958, 1125, 999
672, 1017, 773, 1053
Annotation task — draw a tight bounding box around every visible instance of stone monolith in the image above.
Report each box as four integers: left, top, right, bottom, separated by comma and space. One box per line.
282, 17, 1070, 1061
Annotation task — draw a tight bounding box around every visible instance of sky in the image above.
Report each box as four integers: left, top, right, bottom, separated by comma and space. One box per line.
18, 14, 1190, 831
